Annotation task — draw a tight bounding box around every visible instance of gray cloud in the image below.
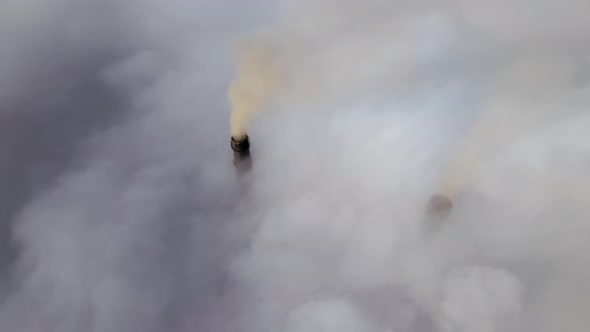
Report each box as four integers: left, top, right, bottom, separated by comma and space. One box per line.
1, 1, 590, 332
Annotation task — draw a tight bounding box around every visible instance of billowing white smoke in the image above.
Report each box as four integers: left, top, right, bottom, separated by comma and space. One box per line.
228, 1, 590, 332
1, 1, 590, 332
284, 299, 385, 332
437, 267, 523, 332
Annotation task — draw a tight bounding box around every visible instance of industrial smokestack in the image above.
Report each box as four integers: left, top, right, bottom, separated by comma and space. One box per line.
426, 194, 453, 219
230, 134, 252, 174
423, 194, 453, 236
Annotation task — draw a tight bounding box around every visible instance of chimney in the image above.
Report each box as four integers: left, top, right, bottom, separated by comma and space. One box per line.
423, 194, 453, 236
230, 134, 252, 174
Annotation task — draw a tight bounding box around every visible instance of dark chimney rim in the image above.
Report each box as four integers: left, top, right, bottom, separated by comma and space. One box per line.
231, 134, 250, 152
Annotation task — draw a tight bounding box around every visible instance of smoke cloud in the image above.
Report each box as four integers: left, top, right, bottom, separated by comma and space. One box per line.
1, 1, 590, 332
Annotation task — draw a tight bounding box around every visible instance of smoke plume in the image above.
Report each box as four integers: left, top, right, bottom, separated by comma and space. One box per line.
228, 40, 284, 139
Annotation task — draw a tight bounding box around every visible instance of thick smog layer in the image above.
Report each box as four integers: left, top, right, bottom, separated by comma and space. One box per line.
1, 1, 589, 332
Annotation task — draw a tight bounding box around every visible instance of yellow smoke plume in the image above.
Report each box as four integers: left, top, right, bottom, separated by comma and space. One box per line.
438, 107, 503, 199
438, 57, 573, 199
225, 1, 418, 139
227, 39, 285, 140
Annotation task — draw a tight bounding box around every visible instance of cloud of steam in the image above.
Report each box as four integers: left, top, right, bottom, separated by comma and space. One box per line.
438, 267, 523, 332
284, 299, 385, 332
0, 1, 273, 331
1, 1, 590, 332
228, 1, 590, 332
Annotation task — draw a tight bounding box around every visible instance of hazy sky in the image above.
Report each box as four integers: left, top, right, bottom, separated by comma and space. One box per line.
1, 1, 589, 332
